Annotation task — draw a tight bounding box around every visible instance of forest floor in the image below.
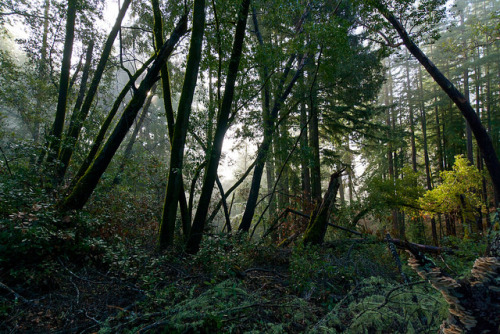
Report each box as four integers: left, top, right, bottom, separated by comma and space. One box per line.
2, 244, 323, 333
0, 194, 482, 333
1, 231, 465, 333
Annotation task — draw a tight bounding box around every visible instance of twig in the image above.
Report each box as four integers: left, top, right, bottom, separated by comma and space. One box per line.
0, 146, 12, 176
0, 281, 31, 304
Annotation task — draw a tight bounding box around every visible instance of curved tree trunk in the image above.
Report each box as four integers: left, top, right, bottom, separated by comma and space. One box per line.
379, 7, 500, 205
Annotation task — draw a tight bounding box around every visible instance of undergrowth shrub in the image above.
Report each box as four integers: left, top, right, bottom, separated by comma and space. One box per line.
192, 233, 257, 277
290, 240, 396, 305
101, 279, 316, 333
312, 276, 447, 333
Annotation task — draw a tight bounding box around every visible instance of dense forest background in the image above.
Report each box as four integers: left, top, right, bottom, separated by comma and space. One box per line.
1, 0, 499, 332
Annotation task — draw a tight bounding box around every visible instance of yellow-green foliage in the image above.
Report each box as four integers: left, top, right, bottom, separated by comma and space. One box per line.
419, 155, 485, 216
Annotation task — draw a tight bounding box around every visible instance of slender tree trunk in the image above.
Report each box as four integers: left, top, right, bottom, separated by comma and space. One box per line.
33, 0, 51, 146
46, 0, 77, 165
112, 84, 156, 185
252, 6, 277, 218
300, 94, 311, 204
71, 56, 155, 187
380, 7, 500, 206
56, 41, 94, 181
59, 15, 188, 211
56, 0, 132, 180
238, 4, 312, 232
405, 54, 417, 172
159, 1, 206, 250
309, 78, 322, 202
418, 67, 438, 245
152, 0, 191, 235
238, 57, 306, 232
185, 0, 250, 253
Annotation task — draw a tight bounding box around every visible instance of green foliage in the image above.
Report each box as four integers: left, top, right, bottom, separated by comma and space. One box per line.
419, 155, 485, 217
192, 233, 268, 277
290, 241, 396, 303
312, 276, 447, 333
364, 167, 425, 216
101, 279, 314, 333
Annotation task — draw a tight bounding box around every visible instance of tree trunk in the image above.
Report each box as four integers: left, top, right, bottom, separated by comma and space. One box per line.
300, 94, 311, 204
55, 0, 132, 178
159, 1, 206, 250
238, 56, 305, 232
152, 0, 191, 235
112, 84, 156, 185
46, 0, 77, 165
405, 54, 417, 172
59, 15, 188, 212
309, 79, 322, 202
56, 41, 94, 181
70, 56, 155, 187
185, 0, 250, 254
303, 170, 342, 245
418, 67, 438, 245
380, 7, 500, 206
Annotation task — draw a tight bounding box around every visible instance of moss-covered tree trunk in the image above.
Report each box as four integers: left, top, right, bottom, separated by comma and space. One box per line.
59, 16, 188, 211
46, 0, 77, 165
152, 0, 191, 237
185, 0, 251, 254
303, 170, 342, 245
70, 56, 155, 188
158, 0, 206, 250
56, 0, 132, 182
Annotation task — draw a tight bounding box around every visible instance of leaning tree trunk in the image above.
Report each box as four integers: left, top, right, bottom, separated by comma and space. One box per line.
379, 6, 500, 205
303, 170, 342, 245
151, 0, 191, 236
59, 15, 188, 211
56, 0, 132, 182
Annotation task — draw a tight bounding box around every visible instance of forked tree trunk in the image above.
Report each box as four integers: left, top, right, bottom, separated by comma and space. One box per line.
185, 0, 251, 254
56, 0, 132, 181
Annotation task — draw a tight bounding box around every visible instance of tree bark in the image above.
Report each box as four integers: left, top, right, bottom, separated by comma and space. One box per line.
55, 0, 132, 178
380, 7, 500, 206
158, 1, 205, 249
71, 56, 155, 187
46, 0, 77, 165
112, 84, 156, 186
152, 0, 191, 234
303, 170, 342, 245
238, 57, 305, 232
56, 40, 94, 181
59, 15, 188, 211
185, 0, 250, 254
